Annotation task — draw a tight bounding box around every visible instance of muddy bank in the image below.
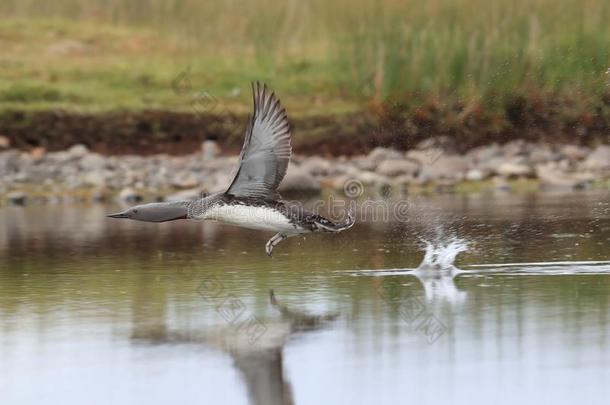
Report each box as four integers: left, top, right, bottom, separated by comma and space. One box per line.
1, 95, 609, 156
0, 109, 376, 156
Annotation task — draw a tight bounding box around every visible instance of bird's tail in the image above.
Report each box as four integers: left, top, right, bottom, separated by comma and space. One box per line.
315, 207, 355, 233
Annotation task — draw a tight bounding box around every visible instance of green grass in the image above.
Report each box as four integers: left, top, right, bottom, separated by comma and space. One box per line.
0, 0, 609, 114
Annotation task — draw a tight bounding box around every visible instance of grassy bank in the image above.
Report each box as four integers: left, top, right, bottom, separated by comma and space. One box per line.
1, 0, 609, 109
0, 2, 609, 153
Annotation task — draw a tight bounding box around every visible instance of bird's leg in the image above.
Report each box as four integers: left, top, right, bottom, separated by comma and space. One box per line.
265, 233, 287, 257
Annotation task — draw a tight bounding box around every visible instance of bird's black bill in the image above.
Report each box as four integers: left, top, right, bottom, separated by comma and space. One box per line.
107, 212, 129, 219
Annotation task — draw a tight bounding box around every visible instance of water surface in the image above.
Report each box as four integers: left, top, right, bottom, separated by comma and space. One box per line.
1, 190, 609, 404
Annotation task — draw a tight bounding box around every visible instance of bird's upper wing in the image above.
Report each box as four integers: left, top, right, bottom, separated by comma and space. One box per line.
225, 82, 292, 199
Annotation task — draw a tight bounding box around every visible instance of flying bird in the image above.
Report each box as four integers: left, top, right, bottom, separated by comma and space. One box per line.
108, 82, 354, 256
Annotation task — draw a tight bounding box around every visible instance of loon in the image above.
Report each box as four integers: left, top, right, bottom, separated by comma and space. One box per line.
107, 82, 355, 256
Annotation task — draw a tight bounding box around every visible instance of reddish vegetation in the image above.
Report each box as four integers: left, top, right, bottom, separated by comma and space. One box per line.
1, 95, 608, 156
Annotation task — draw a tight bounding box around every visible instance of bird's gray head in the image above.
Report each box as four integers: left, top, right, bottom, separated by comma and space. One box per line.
107, 202, 189, 223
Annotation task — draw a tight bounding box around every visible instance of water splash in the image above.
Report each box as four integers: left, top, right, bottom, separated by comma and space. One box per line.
418, 237, 469, 271
348, 236, 469, 276
349, 236, 470, 304
414, 237, 469, 304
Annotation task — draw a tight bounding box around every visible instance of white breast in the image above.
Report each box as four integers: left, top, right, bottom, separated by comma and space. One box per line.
200, 204, 302, 233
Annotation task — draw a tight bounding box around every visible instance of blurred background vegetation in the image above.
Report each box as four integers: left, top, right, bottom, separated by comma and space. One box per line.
0, 0, 609, 115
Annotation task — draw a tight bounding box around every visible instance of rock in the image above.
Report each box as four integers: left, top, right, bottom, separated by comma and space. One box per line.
497, 162, 533, 178
277, 164, 320, 194
529, 146, 557, 164
475, 156, 506, 173
83, 171, 106, 187
321, 174, 351, 191
171, 171, 199, 189
582, 145, 610, 172
415, 136, 457, 153
416, 155, 468, 182
117, 187, 142, 203
536, 164, 590, 189
0, 135, 10, 150
166, 188, 205, 202
351, 156, 369, 170
201, 140, 220, 159
203, 156, 235, 171
406, 149, 444, 166
377, 159, 419, 177
329, 162, 360, 177
67, 144, 89, 159
209, 172, 234, 192
65, 175, 84, 190
358, 171, 391, 186
300, 156, 332, 176
572, 171, 597, 182
49, 151, 72, 163
6, 191, 27, 206
370, 147, 403, 161
465, 169, 489, 181
0, 150, 20, 172
467, 144, 502, 164
502, 140, 528, 158
393, 174, 416, 186
2, 141, 606, 204
359, 147, 403, 170
560, 144, 590, 161
80, 153, 106, 171
30, 147, 46, 159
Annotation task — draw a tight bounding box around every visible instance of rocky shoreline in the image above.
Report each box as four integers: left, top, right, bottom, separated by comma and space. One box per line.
1, 139, 608, 205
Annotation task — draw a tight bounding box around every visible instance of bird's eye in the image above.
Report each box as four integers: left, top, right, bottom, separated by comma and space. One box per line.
133, 209, 138, 214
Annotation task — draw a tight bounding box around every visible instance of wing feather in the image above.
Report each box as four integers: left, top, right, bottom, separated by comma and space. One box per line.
225, 82, 292, 199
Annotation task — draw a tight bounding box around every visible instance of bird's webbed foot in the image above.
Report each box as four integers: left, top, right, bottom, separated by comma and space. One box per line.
265, 233, 287, 257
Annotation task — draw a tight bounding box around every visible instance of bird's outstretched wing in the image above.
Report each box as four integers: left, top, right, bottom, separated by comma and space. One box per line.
225, 82, 291, 199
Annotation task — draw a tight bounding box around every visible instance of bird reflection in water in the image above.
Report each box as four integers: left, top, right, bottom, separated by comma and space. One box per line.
131, 289, 339, 405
